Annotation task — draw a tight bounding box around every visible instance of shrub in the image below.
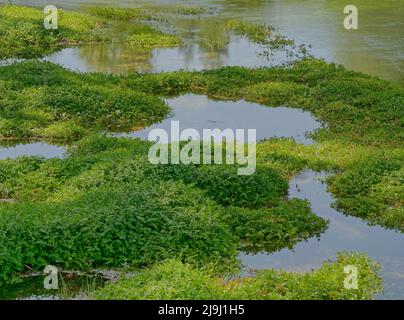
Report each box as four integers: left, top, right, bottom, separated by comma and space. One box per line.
222, 200, 328, 253
0, 181, 238, 282
126, 33, 182, 48
0, 135, 328, 281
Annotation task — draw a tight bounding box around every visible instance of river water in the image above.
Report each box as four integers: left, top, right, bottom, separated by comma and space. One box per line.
0, 0, 403, 299
116, 94, 322, 145
240, 170, 404, 299
4, 0, 403, 84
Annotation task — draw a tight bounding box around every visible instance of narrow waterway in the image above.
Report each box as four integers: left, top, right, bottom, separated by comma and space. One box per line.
0, 142, 66, 160
240, 170, 404, 300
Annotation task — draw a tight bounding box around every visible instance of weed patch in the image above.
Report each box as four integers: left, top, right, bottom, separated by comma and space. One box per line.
95, 253, 382, 300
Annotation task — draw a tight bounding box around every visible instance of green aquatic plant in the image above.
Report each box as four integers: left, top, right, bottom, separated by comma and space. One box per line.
85, 7, 150, 21
226, 20, 307, 59
329, 150, 404, 231
86, 4, 206, 20
141, 4, 206, 16
0, 61, 170, 140
0, 135, 328, 282
0, 5, 184, 59
95, 253, 382, 300
0, 5, 109, 59
226, 20, 276, 44
0, 178, 239, 282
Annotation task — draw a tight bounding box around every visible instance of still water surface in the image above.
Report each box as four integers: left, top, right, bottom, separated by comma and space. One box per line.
5, 0, 403, 84
0, 0, 403, 299
240, 170, 404, 299
118, 94, 322, 144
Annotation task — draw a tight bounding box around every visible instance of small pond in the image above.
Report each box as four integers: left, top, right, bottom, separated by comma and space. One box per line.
116, 94, 322, 145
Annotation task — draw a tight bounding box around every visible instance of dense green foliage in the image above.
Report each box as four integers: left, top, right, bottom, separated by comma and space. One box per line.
0, 135, 327, 282
329, 151, 404, 230
86, 5, 205, 19
0, 179, 238, 282
126, 33, 182, 48
0, 61, 169, 140
0, 6, 108, 58
96, 253, 382, 300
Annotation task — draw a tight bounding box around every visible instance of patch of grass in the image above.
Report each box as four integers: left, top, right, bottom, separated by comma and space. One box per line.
87, 4, 205, 20
226, 20, 306, 59
0, 61, 169, 141
329, 150, 404, 231
0, 179, 239, 282
244, 81, 307, 106
96, 259, 225, 300
95, 253, 382, 300
0, 5, 185, 59
85, 7, 150, 21
164, 5, 206, 16
41, 121, 89, 141
226, 20, 276, 44
142, 4, 206, 16
0, 5, 108, 59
